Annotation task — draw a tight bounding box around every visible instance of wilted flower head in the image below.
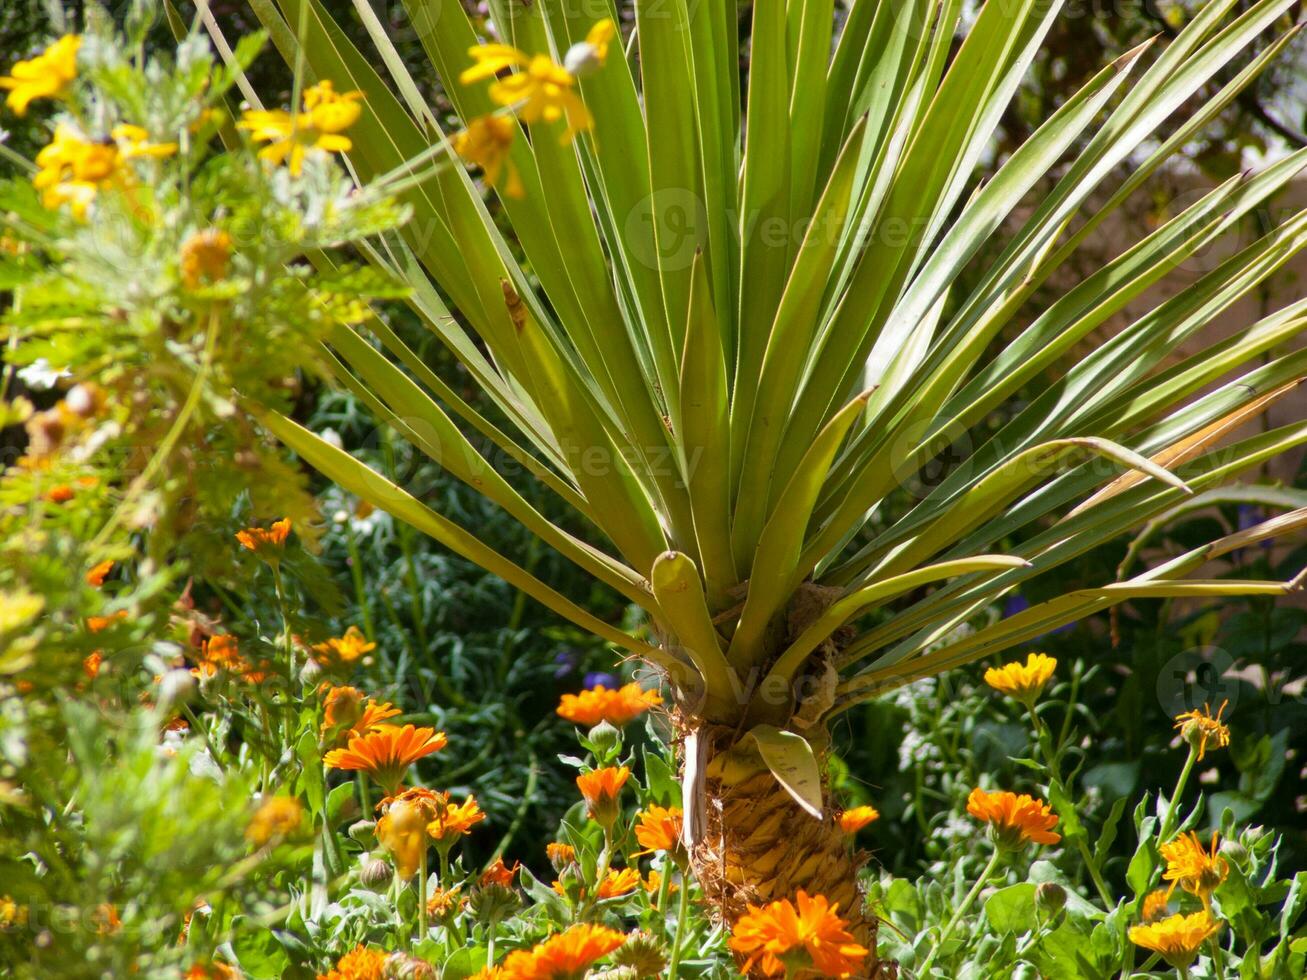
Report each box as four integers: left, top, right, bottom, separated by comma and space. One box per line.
729, 890, 869, 978
479, 856, 519, 888
966, 788, 1061, 849
375, 788, 441, 880
1160, 831, 1229, 909
1174, 700, 1231, 761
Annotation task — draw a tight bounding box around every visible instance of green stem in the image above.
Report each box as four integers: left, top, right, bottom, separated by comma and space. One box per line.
1029, 705, 1114, 908
356, 772, 372, 819
1210, 934, 1227, 979
1159, 746, 1198, 841
919, 848, 1003, 975
667, 872, 691, 980
417, 844, 428, 942
655, 853, 674, 932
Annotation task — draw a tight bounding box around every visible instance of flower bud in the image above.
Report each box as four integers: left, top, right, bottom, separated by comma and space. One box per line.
563, 41, 603, 77
586, 720, 622, 760
382, 951, 435, 980
298, 656, 324, 687
1035, 882, 1067, 917
348, 819, 377, 847
612, 930, 667, 978
1218, 839, 1248, 864
470, 882, 520, 924
360, 857, 393, 892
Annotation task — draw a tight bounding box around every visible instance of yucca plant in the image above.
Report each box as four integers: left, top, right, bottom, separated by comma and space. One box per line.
220, 0, 1307, 966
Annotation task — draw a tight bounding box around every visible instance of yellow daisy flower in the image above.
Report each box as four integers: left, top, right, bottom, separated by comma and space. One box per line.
453, 114, 523, 198
0, 35, 80, 116
984, 652, 1057, 705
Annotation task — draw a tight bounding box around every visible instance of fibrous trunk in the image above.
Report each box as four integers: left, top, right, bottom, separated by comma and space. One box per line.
682, 722, 893, 979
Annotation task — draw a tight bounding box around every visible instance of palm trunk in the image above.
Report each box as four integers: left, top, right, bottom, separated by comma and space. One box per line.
680, 721, 893, 979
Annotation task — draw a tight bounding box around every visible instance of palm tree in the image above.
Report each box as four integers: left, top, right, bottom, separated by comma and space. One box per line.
231, 0, 1307, 967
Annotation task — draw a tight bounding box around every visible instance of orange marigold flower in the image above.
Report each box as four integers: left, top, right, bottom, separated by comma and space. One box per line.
596, 867, 641, 899
966, 788, 1061, 849
428, 795, 486, 846
185, 962, 237, 980
576, 766, 629, 826
313, 626, 377, 665
82, 651, 103, 680
47, 484, 75, 503
246, 796, 303, 846
1142, 890, 1171, 923
317, 945, 388, 980
838, 805, 880, 834
85, 560, 114, 587
556, 682, 662, 727
729, 890, 869, 978
480, 856, 519, 888
984, 652, 1057, 704
86, 610, 128, 633
192, 633, 250, 678
323, 724, 448, 793
235, 518, 291, 555
643, 868, 677, 895
320, 685, 400, 742
1128, 910, 1221, 970
1174, 700, 1231, 762
634, 804, 682, 854
500, 923, 626, 979
1160, 831, 1229, 909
